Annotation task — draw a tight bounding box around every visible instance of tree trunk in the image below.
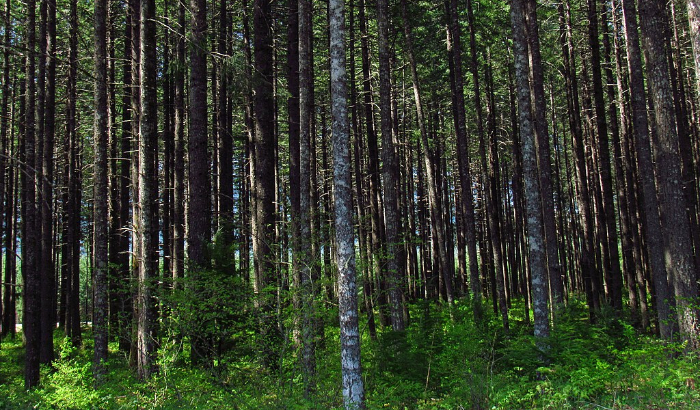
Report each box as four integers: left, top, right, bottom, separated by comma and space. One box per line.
298, 0, 316, 392
253, 0, 279, 366
137, 0, 158, 378
510, 0, 550, 344
23, 0, 41, 388
330, 0, 365, 405
638, 0, 700, 348
376, 0, 406, 330
93, 0, 110, 377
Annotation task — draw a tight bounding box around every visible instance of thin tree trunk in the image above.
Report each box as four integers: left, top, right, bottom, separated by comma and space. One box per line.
299, 0, 316, 392
137, 0, 158, 378
93, 0, 110, 377
23, 0, 41, 388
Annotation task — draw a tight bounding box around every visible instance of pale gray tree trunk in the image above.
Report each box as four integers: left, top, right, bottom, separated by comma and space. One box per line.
330, 0, 365, 406
510, 0, 550, 343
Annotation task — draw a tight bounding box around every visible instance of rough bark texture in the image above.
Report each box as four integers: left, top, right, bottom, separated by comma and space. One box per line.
638, 0, 699, 348
622, 0, 674, 338
189, 0, 211, 364
298, 0, 316, 393
23, 0, 40, 389
525, 0, 563, 306
93, 0, 109, 377
510, 0, 550, 343
330, 0, 365, 406
253, 0, 279, 365
137, 0, 158, 378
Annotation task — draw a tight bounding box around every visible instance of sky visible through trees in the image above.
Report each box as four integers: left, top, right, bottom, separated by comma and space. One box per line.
1, 0, 700, 407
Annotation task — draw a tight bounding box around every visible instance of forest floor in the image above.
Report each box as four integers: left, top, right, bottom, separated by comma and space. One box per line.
1, 299, 699, 409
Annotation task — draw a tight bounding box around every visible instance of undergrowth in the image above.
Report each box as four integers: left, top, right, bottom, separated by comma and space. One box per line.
1, 298, 699, 409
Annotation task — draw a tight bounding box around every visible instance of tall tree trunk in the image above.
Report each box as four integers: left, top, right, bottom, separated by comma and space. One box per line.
253, 0, 279, 366
621, 0, 675, 339
0, 0, 10, 340
39, 0, 56, 364
93, 0, 110, 377
510, 0, 550, 345
23, 0, 41, 388
525, 0, 563, 307
638, 0, 700, 348
137, 0, 158, 378
330, 0, 365, 405
172, 0, 185, 291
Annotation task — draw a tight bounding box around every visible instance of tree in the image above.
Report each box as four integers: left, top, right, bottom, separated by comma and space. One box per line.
137, 0, 158, 378
253, 0, 279, 365
93, 0, 109, 377
23, 0, 40, 388
298, 0, 316, 392
638, 0, 700, 348
510, 0, 550, 344
188, 0, 212, 364
330, 0, 365, 406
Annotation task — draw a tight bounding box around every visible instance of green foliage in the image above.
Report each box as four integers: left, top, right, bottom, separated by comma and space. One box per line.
3, 298, 700, 408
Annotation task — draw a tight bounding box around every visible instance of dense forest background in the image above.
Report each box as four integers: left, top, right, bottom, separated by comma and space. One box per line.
1, 0, 700, 407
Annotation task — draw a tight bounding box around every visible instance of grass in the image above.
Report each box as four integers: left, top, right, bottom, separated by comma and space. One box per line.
1, 299, 699, 409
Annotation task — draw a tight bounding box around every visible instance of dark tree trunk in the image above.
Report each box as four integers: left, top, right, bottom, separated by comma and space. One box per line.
137, 0, 158, 378
639, 0, 700, 348
23, 0, 41, 388
253, 0, 279, 366
93, 0, 110, 377
621, 0, 675, 339
188, 0, 211, 365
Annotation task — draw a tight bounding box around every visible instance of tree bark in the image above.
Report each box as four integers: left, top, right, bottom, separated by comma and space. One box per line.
253, 0, 279, 366
330, 0, 365, 406
93, 0, 110, 377
510, 0, 550, 344
23, 0, 41, 388
137, 0, 158, 378
638, 0, 700, 348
